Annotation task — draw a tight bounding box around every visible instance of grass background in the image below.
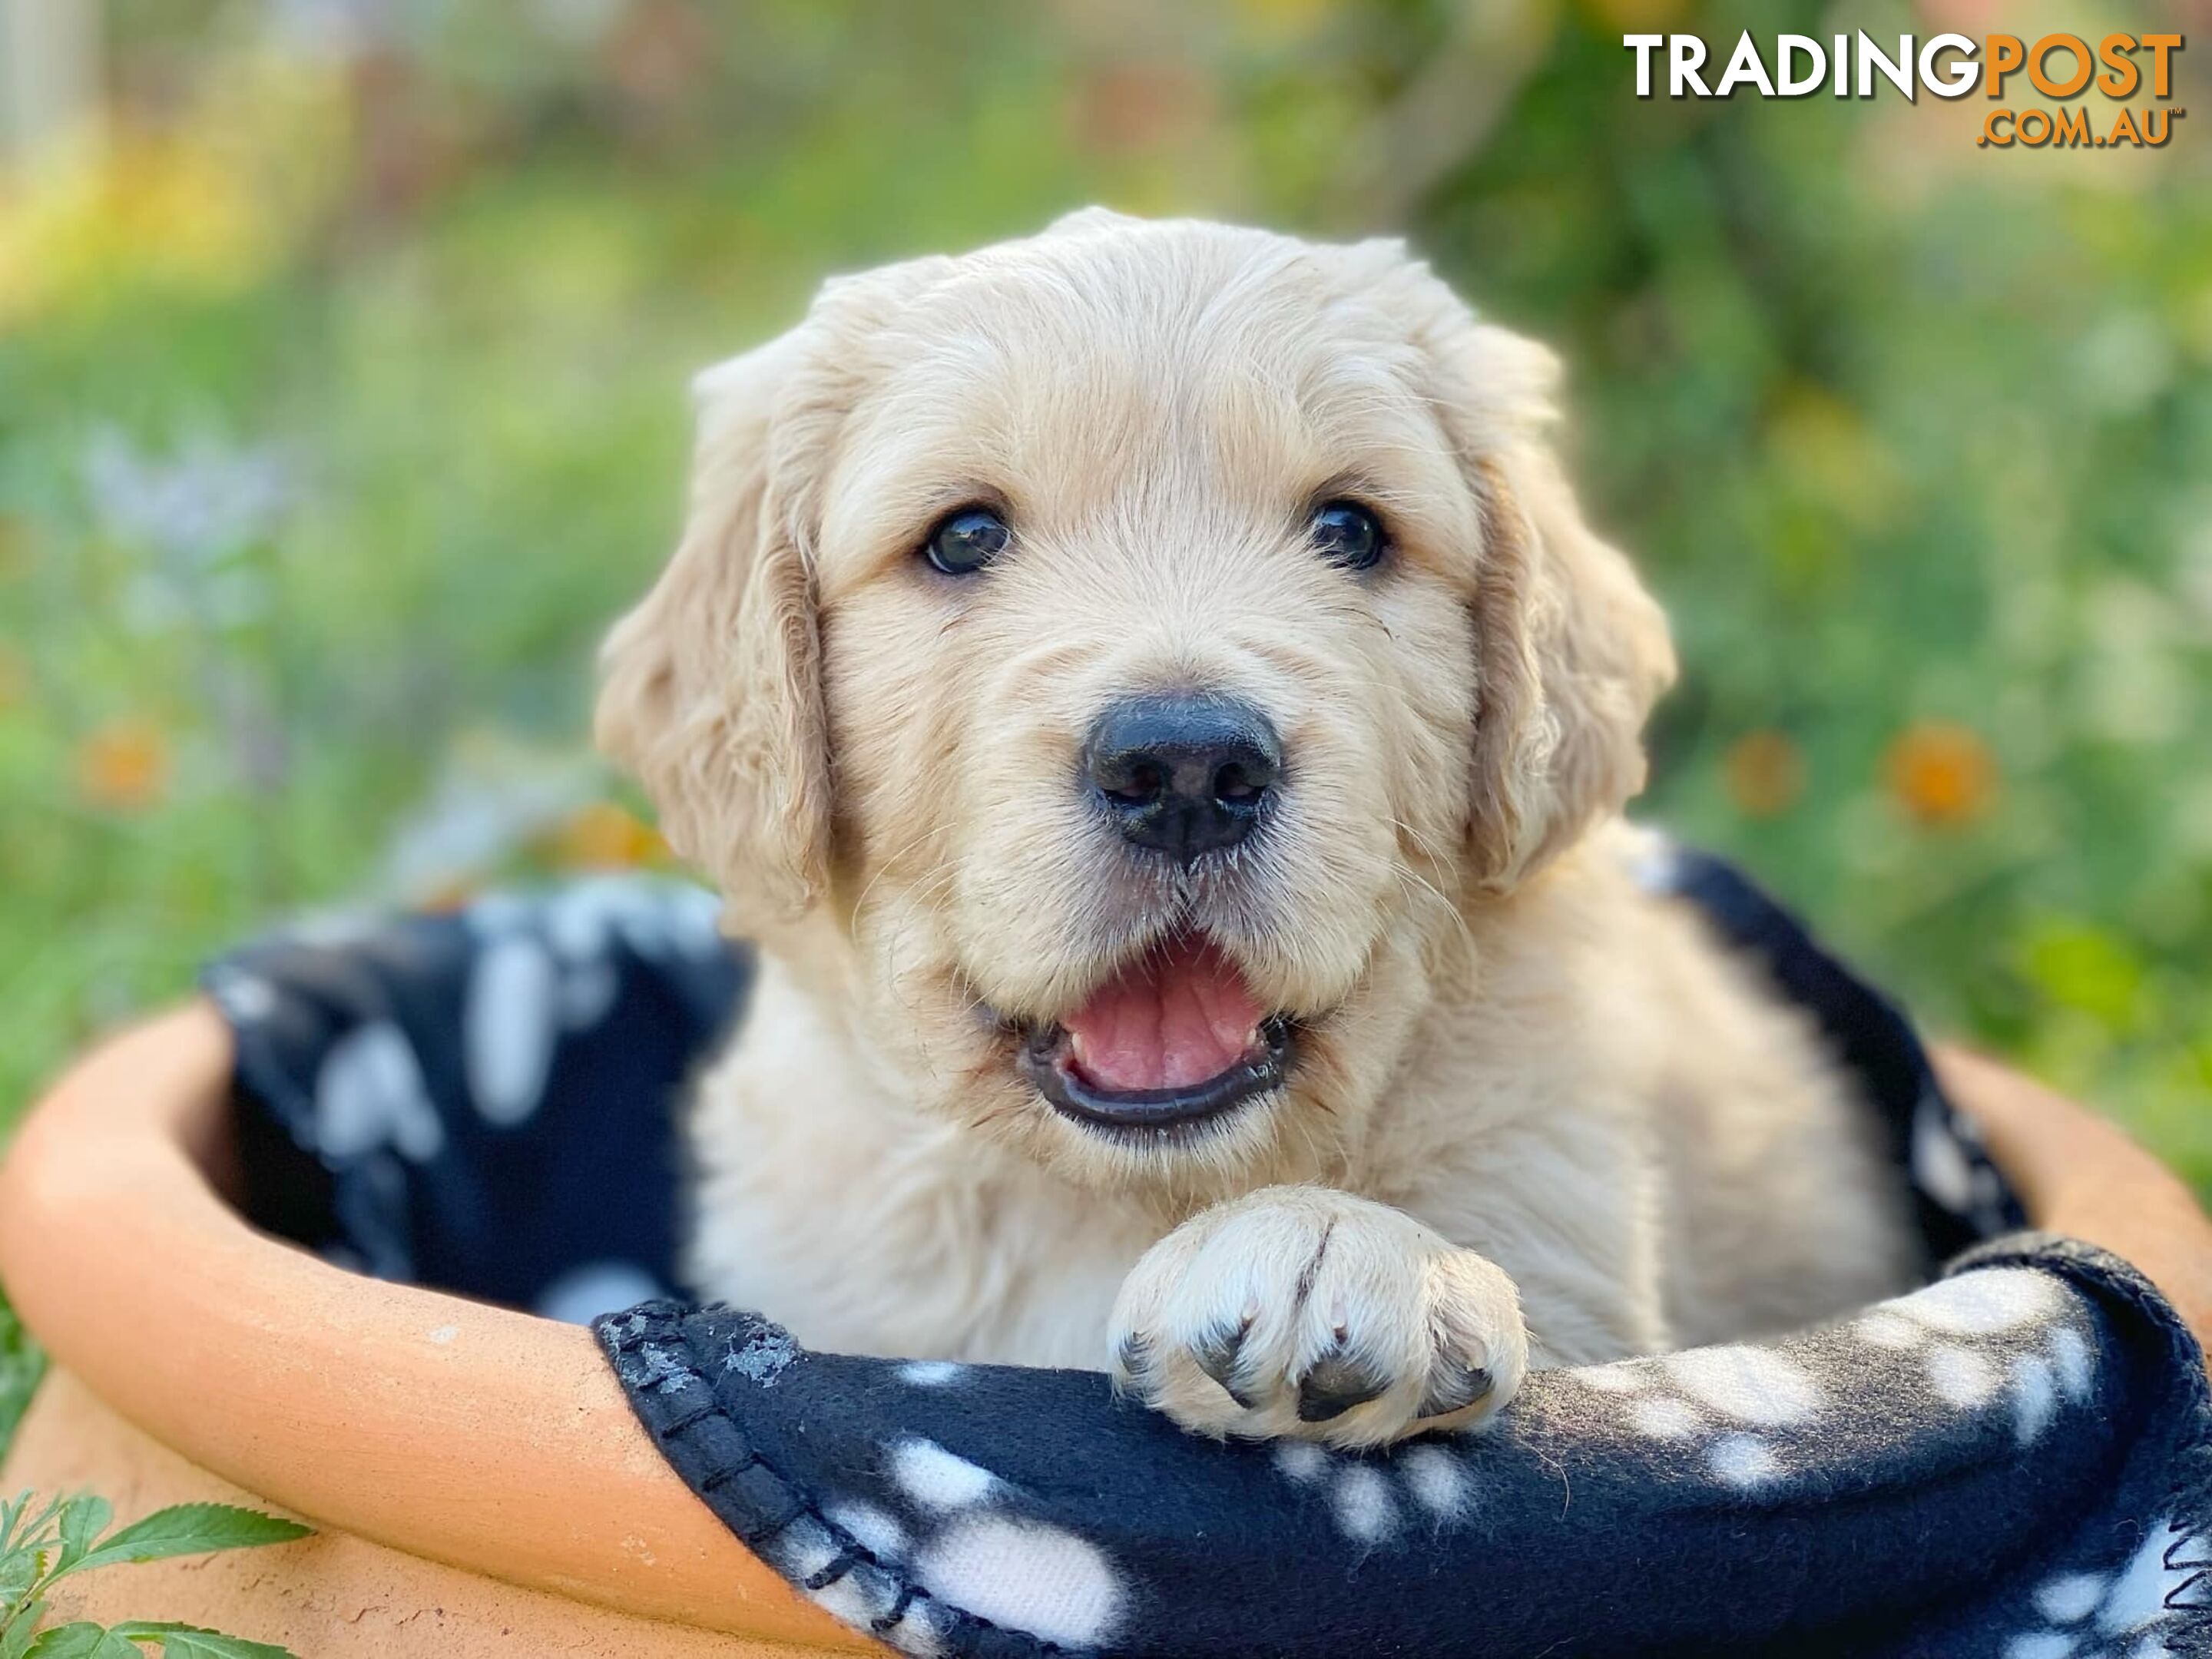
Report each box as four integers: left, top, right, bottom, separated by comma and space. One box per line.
2, 0, 2207, 1440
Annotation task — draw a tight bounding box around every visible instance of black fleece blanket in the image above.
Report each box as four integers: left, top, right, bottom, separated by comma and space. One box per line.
206, 849, 2212, 1658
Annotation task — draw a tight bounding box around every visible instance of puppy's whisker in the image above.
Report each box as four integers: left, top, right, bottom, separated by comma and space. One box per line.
869, 861, 965, 1026
1388, 813, 1461, 879
1392, 862, 1471, 954
850, 825, 950, 929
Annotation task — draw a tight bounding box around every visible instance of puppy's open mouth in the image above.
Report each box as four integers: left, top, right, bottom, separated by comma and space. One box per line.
1016, 935, 1294, 1131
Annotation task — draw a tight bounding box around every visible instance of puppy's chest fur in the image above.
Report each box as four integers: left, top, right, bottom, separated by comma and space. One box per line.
681, 833, 1920, 1372
684, 955, 1157, 1368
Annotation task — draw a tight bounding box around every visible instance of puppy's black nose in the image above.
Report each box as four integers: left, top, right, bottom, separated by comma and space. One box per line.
1084, 694, 1282, 861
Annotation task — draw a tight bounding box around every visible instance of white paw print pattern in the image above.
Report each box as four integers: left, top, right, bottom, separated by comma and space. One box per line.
203, 962, 279, 1024
461, 877, 726, 1128
1909, 1082, 2018, 1238
1561, 1266, 2094, 1492
221, 878, 729, 1153
313, 1019, 444, 1163
1271, 1436, 1479, 1546
211, 959, 447, 1164
1571, 1343, 1824, 1491
1853, 1268, 2097, 1446
2002, 1517, 2209, 1659
763, 1421, 1128, 1657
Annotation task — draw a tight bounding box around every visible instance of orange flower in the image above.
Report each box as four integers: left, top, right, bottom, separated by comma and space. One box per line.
1070, 61, 1216, 157
548, 800, 667, 870
75, 718, 170, 813
1724, 730, 1805, 818
420, 877, 480, 914
1886, 722, 1997, 826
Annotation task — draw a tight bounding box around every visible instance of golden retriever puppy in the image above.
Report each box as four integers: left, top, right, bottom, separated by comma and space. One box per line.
596, 209, 1917, 1450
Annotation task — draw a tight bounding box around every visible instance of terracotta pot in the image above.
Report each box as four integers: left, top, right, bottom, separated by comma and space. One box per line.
0, 1004, 873, 1657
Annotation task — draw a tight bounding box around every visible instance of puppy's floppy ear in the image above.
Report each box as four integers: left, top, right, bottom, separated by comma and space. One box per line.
594, 329, 832, 926
1463, 400, 1676, 886
1389, 263, 1676, 886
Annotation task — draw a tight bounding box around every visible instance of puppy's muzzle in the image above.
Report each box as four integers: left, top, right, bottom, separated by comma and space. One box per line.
1084, 693, 1280, 862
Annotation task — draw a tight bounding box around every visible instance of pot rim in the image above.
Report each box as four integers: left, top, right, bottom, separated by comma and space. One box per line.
0, 1002, 869, 1651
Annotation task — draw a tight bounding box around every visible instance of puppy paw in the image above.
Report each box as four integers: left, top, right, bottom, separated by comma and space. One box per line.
1108, 1185, 1527, 1449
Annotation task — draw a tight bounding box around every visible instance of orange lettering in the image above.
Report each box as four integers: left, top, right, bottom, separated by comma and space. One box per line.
2141, 33, 2183, 98
1986, 35, 2024, 97
2097, 33, 2140, 98
2027, 34, 2093, 98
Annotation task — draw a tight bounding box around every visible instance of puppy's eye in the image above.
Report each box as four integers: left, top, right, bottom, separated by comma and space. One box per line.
923, 508, 1010, 576
1310, 500, 1386, 571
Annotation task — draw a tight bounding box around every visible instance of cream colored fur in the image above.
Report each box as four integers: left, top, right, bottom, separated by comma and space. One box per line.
598, 210, 1916, 1450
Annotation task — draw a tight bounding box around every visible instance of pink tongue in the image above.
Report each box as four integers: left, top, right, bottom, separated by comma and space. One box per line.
1061, 938, 1265, 1093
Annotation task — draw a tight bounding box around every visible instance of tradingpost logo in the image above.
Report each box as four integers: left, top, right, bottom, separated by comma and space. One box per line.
1624, 31, 2185, 148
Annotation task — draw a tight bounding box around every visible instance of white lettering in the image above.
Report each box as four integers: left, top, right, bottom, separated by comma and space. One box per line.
1775, 35, 1826, 96
1671, 35, 1712, 98
1715, 33, 1778, 98
1918, 32, 1978, 98
1856, 31, 1916, 100
1624, 34, 1664, 98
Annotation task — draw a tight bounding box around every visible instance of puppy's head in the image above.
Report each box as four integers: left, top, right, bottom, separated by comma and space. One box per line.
598, 211, 1673, 1202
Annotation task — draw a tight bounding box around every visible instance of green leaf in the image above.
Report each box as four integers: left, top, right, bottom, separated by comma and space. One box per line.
7, 1500, 62, 1560
110, 1628, 296, 1659
71, 1508, 310, 1575
52, 1498, 111, 1577
25, 1624, 137, 1659
0, 1544, 38, 1608
1, 1547, 50, 1613
0, 1599, 48, 1659
0, 1292, 48, 1461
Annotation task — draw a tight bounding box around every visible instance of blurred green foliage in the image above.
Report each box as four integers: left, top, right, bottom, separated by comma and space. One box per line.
0, 1290, 39, 1455
0, 0, 2206, 1208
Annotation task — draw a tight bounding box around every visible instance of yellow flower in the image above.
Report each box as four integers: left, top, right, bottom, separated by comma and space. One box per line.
0, 137, 272, 329
1767, 382, 1906, 534
0, 53, 345, 331
547, 801, 667, 870
1886, 722, 1997, 827
1724, 730, 1805, 818
75, 718, 170, 813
